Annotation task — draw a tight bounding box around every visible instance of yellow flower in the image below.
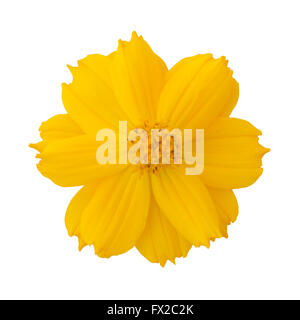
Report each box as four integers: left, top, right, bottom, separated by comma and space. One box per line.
30, 32, 269, 266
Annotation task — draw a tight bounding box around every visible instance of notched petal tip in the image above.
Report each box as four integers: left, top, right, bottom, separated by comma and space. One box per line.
218, 55, 228, 65
30, 141, 46, 153
131, 30, 139, 40
118, 31, 145, 50
67, 64, 77, 75
94, 248, 111, 259
67, 234, 87, 252
261, 146, 271, 155
118, 39, 126, 48
156, 256, 184, 268
78, 237, 86, 251
257, 143, 270, 157
257, 129, 263, 136
29, 142, 40, 151
66, 65, 79, 84
222, 229, 229, 239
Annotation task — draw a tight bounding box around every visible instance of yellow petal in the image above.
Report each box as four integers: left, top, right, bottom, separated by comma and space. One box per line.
207, 187, 238, 225
71, 168, 150, 257
29, 141, 46, 152
205, 117, 262, 138
39, 114, 83, 140
63, 54, 131, 134
29, 114, 83, 152
36, 134, 126, 187
201, 166, 263, 189
202, 117, 269, 189
110, 32, 168, 125
136, 196, 191, 266
151, 167, 226, 247
65, 181, 99, 238
157, 54, 239, 129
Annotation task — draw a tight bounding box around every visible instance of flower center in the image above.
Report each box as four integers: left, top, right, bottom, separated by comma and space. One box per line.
130, 120, 177, 173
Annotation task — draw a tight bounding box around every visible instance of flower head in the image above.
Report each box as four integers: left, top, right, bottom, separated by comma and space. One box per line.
30, 32, 269, 266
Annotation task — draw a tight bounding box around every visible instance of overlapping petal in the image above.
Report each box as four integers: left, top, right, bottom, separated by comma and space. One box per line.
201, 117, 269, 189
62, 54, 129, 134
36, 134, 127, 187
66, 168, 151, 257
156, 54, 239, 129
207, 187, 239, 226
151, 167, 227, 247
110, 32, 168, 124
63, 32, 168, 133
29, 114, 83, 152
136, 196, 191, 266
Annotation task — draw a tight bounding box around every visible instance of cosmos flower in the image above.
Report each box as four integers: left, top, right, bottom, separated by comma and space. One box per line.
30, 32, 269, 266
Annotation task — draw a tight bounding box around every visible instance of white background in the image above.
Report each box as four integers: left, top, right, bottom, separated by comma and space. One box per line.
0, 0, 299, 300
